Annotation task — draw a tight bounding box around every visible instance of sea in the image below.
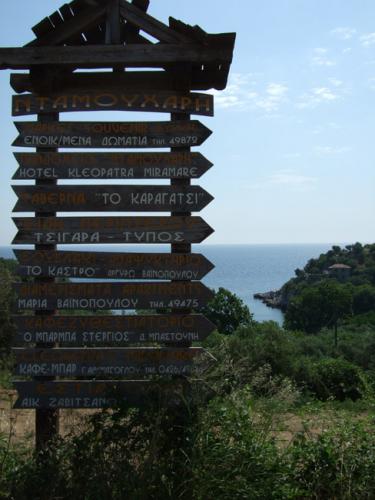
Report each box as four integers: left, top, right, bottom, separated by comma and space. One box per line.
0, 243, 333, 324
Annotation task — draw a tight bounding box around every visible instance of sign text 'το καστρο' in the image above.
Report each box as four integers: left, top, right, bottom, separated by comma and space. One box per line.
14, 250, 214, 280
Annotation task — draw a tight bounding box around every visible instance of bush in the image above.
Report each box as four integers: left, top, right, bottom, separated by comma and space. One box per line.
201, 287, 254, 335
301, 358, 366, 401
287, 420, 375, 499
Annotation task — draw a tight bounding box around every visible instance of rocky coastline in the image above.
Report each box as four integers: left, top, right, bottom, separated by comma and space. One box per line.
253, 290, 285, 310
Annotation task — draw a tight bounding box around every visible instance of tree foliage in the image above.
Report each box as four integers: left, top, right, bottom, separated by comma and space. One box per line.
284, 281, 353, 333
201, 287, 254, 335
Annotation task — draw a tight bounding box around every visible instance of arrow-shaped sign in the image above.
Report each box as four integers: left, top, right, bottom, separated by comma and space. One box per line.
12, 121, 212, 149
12, 380, 188, 409
12, 216, 214, 245
13, 314, 216, 345
12, 152, 213, 180
14, 249, 214, 280
12, 185, 214, 213
13, 282, 215, 310
12, 347, 203, 377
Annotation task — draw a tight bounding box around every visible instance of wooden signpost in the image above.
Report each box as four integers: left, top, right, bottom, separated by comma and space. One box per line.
13, 380, 189, 409
3, 0, 235, 450
15, 249, 214, 280
12, 216, 214, 244
13, 152, 213, 180
13, 314, 216, 345
13, 120, 212, 149
13, 347, 203, 377
13, 282, 215, 310
12, 90, 214, 116
13, 184, 214, 212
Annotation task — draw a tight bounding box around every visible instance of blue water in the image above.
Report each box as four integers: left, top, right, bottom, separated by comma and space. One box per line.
0, 244, 333, 324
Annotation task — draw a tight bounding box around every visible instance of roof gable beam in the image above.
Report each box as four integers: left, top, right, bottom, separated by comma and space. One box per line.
119, 0, 192, 44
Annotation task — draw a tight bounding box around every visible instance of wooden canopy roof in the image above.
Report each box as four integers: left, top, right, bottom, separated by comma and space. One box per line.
0, 0, 236, 91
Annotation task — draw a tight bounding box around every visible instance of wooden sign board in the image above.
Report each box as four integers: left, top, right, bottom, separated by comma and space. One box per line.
12, 216, 214, 245
13, 185, 214, 213
13, 152, 213, 180
13, 282, 214, 310
13, 347, 203, 377
13, 121, 212, 149
15, 250, 215, 280
13, 380, 187, 409
13, 314, 216, 345
12, 90, 214, 117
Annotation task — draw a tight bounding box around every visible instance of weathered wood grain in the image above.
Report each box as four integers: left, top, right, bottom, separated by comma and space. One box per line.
10, 70, 227, 93
12, 216, 214, 245
0, 44, 234, 70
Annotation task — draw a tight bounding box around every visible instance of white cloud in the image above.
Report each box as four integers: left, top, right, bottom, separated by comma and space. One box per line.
315, 146, 352, 155
249, 169, 317, 192
311, 48, 336, 67
297, 85, 340, 109
213, 73, 288, 113
360, 33, 375, 47
328, 77, 343, 87
331, 27, 357, 40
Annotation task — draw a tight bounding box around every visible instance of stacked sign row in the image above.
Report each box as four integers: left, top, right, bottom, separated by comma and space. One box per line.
12, 89, 216, 409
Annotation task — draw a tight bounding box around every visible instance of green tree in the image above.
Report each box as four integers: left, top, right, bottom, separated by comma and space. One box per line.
201, 287, 254, 335
284, 281, 352, 337
352, 285, 375, 315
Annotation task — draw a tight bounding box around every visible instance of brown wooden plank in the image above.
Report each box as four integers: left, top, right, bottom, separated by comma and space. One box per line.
119, 0, 191, 44
13, 314, 215, 345
13, 120, 212, 149
13, 282, 214, 311
13, 347, 203, 377
12, 216, 214, 245
12, 90, 214, 117
27, 5, 107, 47
32, 17, 55, 39
0, 44, 234, 70
13, 185, 213, 213
13, 152, 213, 180
13, 380, 186, 409
10, 70, 225, 94
13, 380, 187, 409
15, 249, 214, 280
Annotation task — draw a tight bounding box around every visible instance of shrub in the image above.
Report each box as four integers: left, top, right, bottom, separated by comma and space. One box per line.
301, 358, 366, 401
286, 420, 375, 499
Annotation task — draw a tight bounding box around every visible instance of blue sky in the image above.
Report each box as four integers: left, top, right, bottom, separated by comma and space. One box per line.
0, 0, 374, 244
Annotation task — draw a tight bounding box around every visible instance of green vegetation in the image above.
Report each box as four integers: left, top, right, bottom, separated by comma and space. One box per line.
0, 250, 374, 498
281, 243, 375, 334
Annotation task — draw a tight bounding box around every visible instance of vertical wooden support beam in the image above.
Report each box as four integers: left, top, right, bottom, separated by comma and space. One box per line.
106, 0, 121, 45
34, 104, 59, 451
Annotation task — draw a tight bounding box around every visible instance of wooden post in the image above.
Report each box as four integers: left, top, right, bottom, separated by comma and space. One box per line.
34, 104, 59, 451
